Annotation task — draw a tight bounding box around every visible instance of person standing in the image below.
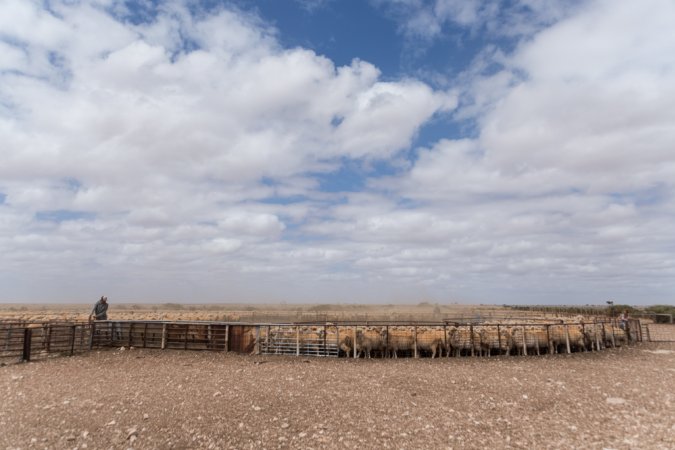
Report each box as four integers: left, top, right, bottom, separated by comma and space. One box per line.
619, 310, 629, 330
90, 296, 108, 321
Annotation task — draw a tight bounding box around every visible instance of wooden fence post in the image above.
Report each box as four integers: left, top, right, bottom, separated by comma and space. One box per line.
522, 327, 528, 356
70, 325, 76, 356
610, 322, 616, 347
323, 324, 327, 356
255, 326, 260, 355
595, 324, 601, 351
266, 325, 271, 354
353, 326, 357, 359
565, 325, 571, 354
46, 325, 52, 353
413, 326, 418, 359
88, 322, 95, 350
470, 325, 474, 357
161, 323, 167, 350
22, 328, 32, 362
497, 325, 501, 355
296, 326, 300, 356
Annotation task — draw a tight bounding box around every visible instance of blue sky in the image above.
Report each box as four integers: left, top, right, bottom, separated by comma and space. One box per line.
1, 0, 674, 305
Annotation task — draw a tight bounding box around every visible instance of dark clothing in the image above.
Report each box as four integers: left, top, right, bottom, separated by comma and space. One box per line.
92, 300, 108, 320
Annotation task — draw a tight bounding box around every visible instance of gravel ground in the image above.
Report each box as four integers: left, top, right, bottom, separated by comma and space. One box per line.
1, 342, 674, 450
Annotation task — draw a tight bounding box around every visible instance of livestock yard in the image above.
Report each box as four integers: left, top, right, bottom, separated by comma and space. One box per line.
1, 303, 674, 449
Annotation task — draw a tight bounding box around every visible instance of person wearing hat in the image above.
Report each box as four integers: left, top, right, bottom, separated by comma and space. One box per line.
90, 296, 109, 321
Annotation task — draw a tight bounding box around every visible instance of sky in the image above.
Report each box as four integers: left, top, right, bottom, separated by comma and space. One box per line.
1, 0, 674, 306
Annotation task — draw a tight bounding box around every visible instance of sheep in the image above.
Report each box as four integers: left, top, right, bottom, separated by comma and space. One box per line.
383, 327, 415, 358
355, 328, 386, 358
447, 327, 481, 357
416, 327, 445, 358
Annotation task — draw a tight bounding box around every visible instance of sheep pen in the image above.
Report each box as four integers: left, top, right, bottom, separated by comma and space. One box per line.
1, 304, 673, 449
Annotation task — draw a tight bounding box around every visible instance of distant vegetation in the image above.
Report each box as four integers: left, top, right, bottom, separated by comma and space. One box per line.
507, 304, 673, 323
644, 305, 675, 323
162, 303, 185, 310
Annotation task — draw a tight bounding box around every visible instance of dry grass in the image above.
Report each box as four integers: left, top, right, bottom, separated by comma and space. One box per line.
0, 302, 578, 324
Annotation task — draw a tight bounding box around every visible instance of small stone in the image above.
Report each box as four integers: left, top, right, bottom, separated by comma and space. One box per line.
252, 406, 261, 411
281, 423, 290, 429
143, 414, 149, 420
606, 397, 627, 405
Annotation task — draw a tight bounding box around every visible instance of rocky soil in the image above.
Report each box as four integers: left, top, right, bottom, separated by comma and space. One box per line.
1, 342, 674, 449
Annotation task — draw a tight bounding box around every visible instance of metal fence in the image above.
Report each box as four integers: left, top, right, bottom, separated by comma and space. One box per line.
2, 318, 670, 363
641, 323, 675, 342
1, 321, 90, 362
86, 320, 260, 353
257, 319, 643, 358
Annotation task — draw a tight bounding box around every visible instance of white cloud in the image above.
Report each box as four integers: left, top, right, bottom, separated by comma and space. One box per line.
383, 0, 675, 302
1, 0, 673, 305
0, 0, 456, 302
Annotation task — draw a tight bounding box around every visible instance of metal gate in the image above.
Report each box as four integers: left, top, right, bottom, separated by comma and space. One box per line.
259, 324, 339, 357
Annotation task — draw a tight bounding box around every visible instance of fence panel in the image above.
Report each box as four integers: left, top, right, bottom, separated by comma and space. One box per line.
643, 324, 675, 342
1, 322, 90, 362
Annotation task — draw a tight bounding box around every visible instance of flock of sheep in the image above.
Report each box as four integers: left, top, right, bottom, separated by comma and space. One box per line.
261, 319, 632, 358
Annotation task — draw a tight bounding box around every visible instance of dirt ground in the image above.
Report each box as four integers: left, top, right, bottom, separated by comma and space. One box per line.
1, 342, 674, 450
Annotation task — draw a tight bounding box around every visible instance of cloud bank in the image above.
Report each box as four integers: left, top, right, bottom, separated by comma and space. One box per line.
1, 0, 673, 305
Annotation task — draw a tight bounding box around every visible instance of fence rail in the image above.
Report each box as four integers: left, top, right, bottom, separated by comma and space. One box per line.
2, 318, 672, 364
1, 322, 90, 362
